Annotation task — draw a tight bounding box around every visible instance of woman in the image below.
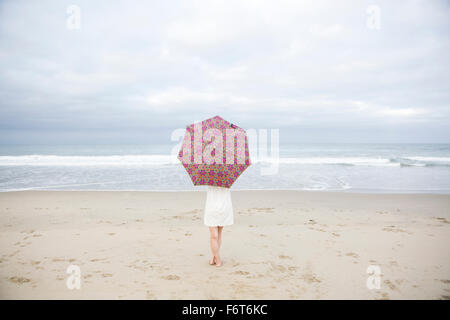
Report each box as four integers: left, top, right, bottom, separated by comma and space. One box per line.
204, 185, 233, 267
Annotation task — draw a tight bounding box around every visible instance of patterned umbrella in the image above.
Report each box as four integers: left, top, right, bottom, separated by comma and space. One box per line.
178, 115, 251, 188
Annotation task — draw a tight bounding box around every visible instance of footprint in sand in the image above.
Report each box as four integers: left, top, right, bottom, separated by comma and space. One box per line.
434, 217, 450, 224
247, 207, 274, 214
384, 280, 398, 291
102, 273, 113, 278
52, 258, 66, 262
8, 250, 19, 258
270, 263, 287, 272
162, 275, 180, 280
90, 258, 107, 262
20, 241, 32, 247
389, 261, 399, 267
395, 279, 405, 285
346, 252, 359, 258
9, 276, 31, 284
382, 226, 410, 234
233, 270, 250, 275
332, 232, 340, 237
375, 292, 390, 300
301, 273, 321, 284
278, 255, 292, 260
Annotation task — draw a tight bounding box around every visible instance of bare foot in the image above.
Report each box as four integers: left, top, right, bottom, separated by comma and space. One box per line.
215, 257, 222, 267
209, 257, 216, 265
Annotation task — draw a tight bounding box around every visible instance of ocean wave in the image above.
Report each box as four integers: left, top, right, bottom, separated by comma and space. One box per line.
0, 155, 178, 166
0, 155, 395, 167
405, 156, 450, 162
257, 157, 399, 166
1, 154, 449, 167
391, 157, 450, 167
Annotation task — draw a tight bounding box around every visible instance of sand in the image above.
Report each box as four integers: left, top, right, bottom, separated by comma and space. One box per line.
0, 190, 449, 300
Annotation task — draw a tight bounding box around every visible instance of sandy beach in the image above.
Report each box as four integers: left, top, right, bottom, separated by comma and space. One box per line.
0, 190, 449, 299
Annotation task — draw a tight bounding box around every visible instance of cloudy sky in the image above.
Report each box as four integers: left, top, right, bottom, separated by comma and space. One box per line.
0, 0, 449, 144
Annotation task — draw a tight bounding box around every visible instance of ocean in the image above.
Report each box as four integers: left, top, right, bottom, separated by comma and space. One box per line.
0, 143, 449, 193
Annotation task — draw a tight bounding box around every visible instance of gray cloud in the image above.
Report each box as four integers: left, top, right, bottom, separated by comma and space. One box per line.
0, 0, 449, 143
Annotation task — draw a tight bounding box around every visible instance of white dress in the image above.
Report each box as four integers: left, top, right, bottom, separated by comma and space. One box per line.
204, 186, 234, 226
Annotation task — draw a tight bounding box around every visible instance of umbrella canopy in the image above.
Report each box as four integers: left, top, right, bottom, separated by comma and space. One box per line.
178, 115, 251, 188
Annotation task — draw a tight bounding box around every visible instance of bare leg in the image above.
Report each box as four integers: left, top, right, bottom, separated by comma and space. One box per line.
216, 226, 223, 266
209, 226, 222, 267
217, 226, 223, 249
